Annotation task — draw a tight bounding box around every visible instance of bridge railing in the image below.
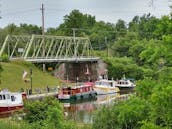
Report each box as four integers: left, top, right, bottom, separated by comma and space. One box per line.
0, 35, 99, 63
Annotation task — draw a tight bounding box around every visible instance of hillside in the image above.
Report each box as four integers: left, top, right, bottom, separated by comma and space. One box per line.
0, 61, 60, 92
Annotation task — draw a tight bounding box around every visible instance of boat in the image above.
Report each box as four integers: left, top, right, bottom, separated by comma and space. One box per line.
58, 82, 97, 102
94, 79, 120, 95
116, 78, 136, 90
0, 90, 26, 114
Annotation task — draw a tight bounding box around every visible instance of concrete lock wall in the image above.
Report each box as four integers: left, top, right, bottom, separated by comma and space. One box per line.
54, 60, 107, 82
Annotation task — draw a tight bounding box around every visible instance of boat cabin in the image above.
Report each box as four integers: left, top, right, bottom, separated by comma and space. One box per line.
95, 80, 116, 87
0, 91, 25, 109
61, 84, 94, 96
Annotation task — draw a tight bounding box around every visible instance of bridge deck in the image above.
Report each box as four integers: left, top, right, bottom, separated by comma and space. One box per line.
10, 57, 100, 63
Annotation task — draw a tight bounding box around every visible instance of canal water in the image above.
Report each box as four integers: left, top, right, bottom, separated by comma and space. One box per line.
63, 91, 133, 123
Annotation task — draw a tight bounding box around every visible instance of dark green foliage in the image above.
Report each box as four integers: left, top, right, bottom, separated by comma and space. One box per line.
89, 21, 116, 50
150, 84, 172, 128
57, 9, 96, 36
92, 106, 117, 129
114, 19, 127, 37
92, 97, 149, 129
135, 78, 157, 99
104, 57, 144, 80
19, 24, 42, 35
0, 54, 9, 62
140, 121, 163, 129
24, 97, 77, 129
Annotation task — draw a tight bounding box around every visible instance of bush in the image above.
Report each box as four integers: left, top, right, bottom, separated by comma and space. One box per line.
92, 97, 150, 129
0, 54, 9, 62
23, 97, 77, 129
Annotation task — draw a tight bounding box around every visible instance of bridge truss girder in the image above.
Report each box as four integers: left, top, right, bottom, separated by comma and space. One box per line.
0, 35, 97, 62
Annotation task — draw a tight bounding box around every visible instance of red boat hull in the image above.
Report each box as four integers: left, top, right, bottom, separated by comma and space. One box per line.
0, 105, 23, 114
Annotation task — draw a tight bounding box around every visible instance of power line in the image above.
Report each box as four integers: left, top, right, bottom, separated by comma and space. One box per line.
2, 8, 39, 16
0, 0, 1, 19
1, 6, 170, 17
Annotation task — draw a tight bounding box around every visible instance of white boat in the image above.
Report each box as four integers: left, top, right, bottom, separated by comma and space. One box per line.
116, 78, 136, 90
0, 90, 26, 114
94, 79, 120, 95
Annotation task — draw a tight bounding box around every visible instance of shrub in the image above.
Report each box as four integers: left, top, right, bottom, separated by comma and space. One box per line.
0, 54, 9, 62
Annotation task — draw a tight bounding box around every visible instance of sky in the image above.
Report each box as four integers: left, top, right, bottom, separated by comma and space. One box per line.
0, 0, 171, 29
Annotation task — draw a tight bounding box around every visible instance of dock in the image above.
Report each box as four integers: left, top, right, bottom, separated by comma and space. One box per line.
27, 92, 58, 100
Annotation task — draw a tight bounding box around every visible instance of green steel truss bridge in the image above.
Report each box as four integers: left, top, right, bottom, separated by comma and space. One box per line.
0, 35, 99, 63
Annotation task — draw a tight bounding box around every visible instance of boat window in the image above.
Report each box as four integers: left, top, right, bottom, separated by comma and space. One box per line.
0, 94, 6, 100
7, 94, 10, 99
110, 82, 113, 87
11, 96, 15, 101
102, 82, 107, 86
95, 82, 99, 85
3, 95, 6, 100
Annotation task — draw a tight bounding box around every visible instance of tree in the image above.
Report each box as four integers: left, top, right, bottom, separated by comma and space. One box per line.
128, 16, 139, 32
154, 16, 172, 39
104, 57, 144, 80
58, 9, 96, 36
19, 24, 42, 35
150, 84, 172, 128
89, 21, 116, 50
115, 19, 127, 37
24, 97, 76, 129
138, 14, 159, 39
92, 97, 149, 129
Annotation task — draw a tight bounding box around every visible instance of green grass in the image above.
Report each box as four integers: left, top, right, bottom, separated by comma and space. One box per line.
0, 60, 61, 92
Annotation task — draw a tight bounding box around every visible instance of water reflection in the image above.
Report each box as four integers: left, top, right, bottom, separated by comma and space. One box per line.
63, 93, 121, 123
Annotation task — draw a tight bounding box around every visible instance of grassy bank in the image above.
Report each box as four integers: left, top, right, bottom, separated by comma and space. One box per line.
0, 60, 60, 92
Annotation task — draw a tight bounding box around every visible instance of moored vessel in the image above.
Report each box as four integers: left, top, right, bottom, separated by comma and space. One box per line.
94, 79, 120, 95
0, 90, 26, 114
58, 82, 97, 102
116, 78, 136, 90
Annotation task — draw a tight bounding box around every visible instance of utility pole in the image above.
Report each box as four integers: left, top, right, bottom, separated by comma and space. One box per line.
30, 68, 32, 95
40, 3, 46, 71
0, 0, 2, 19
40, 3, 45, 56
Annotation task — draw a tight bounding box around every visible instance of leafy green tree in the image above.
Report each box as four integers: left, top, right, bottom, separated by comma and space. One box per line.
104, 57, 144, 80
5, 23, 19, 35
129, 40, 145, 65
150, 84, 172, 128
19, 24, 42, 35
90, 21, 115, 50
136, 78, 157, 99
92, 106, 116, 129
140, 121, 163, 129
24, 97, 76, 129
114, 19, 127, 37
139, 39, 167, 68
92, 97, 149, 129
58, 9, 96, 36
137, 14, 159, 39
128, 16, 139, 32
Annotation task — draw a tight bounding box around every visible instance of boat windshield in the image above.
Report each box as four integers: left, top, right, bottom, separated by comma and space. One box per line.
0, 94, 6, 100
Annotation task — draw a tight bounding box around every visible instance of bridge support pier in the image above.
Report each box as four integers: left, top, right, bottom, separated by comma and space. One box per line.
43, 64, 46, 71
55, 62, 99, 82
